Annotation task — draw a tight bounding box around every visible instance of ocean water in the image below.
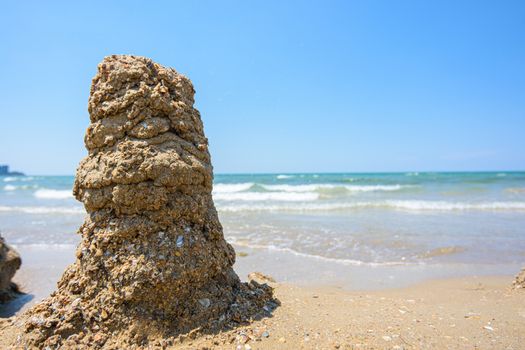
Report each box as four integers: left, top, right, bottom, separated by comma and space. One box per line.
1, 172, 525, 271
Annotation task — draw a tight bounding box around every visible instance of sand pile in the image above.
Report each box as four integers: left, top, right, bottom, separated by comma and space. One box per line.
10, 55, 274, 349
0, 235, 21, 303
513, 268, 525, 289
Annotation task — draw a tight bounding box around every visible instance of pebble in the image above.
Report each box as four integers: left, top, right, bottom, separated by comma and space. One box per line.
382, 335, 392, 341
278, 337, 286, 343
198, 298, 211, 308
261, 331, 270, 338
100, 309, 108, 319
483, 325, 494, 331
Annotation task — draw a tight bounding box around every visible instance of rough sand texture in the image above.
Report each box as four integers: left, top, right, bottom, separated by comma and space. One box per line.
1, 55, 274, 349
2, 276, 523, 349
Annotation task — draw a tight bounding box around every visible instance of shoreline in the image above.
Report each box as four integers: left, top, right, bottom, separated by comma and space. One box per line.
2, 243, 522, 316
2, 274, 523, 349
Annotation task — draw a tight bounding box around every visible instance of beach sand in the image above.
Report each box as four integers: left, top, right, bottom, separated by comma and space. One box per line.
178, 276, 525, 350
1, 245, 524, 349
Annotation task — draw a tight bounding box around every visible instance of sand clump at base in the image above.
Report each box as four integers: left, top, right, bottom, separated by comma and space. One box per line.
513, 267, 525, 289
0, 235, 21, 303
5, 55, 275, 349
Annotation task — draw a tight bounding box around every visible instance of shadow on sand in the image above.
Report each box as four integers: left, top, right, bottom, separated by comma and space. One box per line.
0, 287, 34, 318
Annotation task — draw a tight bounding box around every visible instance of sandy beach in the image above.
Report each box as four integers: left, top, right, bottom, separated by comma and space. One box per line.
2, 1, 525, 348
182, 276, 525, 350
0, 242, 524, 349
2, 267, 524, 349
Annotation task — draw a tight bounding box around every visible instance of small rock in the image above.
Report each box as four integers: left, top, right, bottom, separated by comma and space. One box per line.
278, 337, 286, 343
382, 335, 392, 341
176, 236, 184, 248
248, 272, 276, 283
100, 309, 108, 320
484, 325, 494, 331
261, 331, 269, 338
513, 268, 525, 289
198, 298, 211, 308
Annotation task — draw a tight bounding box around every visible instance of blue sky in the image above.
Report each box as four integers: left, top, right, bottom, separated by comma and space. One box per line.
1, 1, 524, 175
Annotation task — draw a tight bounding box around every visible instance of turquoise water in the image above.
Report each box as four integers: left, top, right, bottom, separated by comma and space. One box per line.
1, 172, 525, 269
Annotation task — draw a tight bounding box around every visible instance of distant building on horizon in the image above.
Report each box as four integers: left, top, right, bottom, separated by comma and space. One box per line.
0, 165, 24, 176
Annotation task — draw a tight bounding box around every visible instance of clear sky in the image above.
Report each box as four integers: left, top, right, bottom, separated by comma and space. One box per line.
1, 1, 524, 175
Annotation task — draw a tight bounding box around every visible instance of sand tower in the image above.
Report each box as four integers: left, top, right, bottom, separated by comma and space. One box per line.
13, 55, 273, 348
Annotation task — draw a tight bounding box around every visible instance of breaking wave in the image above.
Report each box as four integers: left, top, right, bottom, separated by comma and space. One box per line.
212, 182, 415, 201
229, 238, 407, 266
214, 191, 318, 201
260, 184, 410, 193
0, 206, 85, 214
218, 200, 525, 212
34, 189, 73, 199
213, 183, 254, 193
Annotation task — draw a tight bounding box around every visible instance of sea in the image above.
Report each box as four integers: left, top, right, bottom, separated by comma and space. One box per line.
1, 172, 525, 288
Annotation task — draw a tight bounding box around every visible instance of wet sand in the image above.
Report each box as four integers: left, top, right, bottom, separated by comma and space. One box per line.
1, 245, 524, 349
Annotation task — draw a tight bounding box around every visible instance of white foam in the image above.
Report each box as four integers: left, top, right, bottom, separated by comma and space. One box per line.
261, 184, 409, 192
261, 184, 331, 192
211, 182, 411, 196
229, 239, 407, 267
11, 243, 76, 250
218, 200, 525, 212
2, 177, 17, 182
276, 174, 294, 179
214, 191, 318, 202
0, 206, 85, 214
384, 200, 525, 211
34, 189, 73, 199
3, 184, 37, 191
212, 183, 254, 193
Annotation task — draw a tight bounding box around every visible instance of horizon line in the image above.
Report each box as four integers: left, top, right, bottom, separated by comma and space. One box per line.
4, 170, 525, 177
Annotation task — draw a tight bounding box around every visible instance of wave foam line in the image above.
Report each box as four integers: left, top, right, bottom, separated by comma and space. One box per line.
261, 184, 411, 192
34, 189, 73, 199
11, 243, 77, 250
218, 200, 525, 212
212, 182, 414, 195
229, 239, 408, 267
214, 191, 318, 201
3, 184, 38, 191
0, 206, 85, 214
213, 183, 254, 193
